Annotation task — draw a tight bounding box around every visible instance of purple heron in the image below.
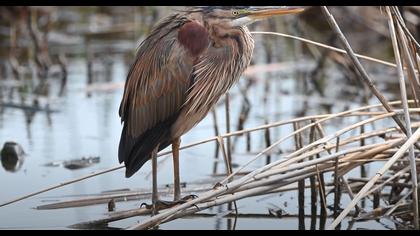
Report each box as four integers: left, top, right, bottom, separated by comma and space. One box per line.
118, 6, 304, 211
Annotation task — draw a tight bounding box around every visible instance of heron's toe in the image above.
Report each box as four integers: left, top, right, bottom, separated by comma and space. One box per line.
180, 194, 198, 201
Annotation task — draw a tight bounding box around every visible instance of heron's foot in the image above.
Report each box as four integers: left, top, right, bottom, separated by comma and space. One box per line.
177, 194, 198, 202
140, 200, 179, 211
212, 182, 223, 189
140, 195, 198, 212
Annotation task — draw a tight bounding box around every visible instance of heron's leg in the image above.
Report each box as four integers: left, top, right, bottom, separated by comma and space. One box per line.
140, 140, 197, 212
151, 146, 159, 215
172, 137, 181, 201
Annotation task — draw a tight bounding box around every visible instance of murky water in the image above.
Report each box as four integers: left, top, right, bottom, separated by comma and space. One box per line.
0, 6, 406, 230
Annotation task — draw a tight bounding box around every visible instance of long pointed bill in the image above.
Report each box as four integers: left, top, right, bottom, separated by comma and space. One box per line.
249, 7, 306, 19
231, 6, 306, 27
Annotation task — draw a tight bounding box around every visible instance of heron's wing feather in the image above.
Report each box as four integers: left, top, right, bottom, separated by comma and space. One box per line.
121, 44, 193, 138
119, 19, 195, 138
118, 17, 209, 177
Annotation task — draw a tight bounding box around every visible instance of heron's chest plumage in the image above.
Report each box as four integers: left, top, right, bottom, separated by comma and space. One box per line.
171, 26, 254, 138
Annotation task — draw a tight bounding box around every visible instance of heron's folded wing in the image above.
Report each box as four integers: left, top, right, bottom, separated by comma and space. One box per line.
120, 40, 193, 139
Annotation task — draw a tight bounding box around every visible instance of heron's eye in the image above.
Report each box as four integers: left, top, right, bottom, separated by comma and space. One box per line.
232, 10, 239, 16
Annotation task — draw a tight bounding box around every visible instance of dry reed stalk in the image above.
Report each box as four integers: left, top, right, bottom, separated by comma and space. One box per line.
316, 164, 327, 230
237, 157, 368, 193
349, 177, 412, 189
333, 136, 342, 221
320, 6, 411, 143
341, 177, 361, 214
293, 122, 306, 230
366, 166, 411, 196
390, 6, 420, 51
309, 121, 318, 227
232, 83, 251, 153
397, 32, 420, 98
387, 6, 419, 229
328, 126, 420, 229
0, 165, 123, 208
211, 108, 220, 160
224, 92, 232, 169
250, 31, 398, 69
223, 93, 238, 230
216, 136, 232, 176
70, 207, 152, 229
337, 139, 405, 176
399, 39, 420, 109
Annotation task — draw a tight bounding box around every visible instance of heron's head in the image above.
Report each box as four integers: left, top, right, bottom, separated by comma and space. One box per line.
193, 6, 306, 27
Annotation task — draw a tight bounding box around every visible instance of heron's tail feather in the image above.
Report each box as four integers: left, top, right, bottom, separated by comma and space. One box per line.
118, 121, 171, 178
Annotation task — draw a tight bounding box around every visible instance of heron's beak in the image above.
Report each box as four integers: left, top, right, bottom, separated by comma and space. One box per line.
231, 6, 306, 27
248, 6, 305, 19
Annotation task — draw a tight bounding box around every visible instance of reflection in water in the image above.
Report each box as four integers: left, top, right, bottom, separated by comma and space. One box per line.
1, 142, 25, 172
214, 205, 223, 230
319, 172, 327, 230
57, 53, 68, 97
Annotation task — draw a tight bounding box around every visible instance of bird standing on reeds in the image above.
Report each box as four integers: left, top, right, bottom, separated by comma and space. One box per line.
118, 6, 304, 212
